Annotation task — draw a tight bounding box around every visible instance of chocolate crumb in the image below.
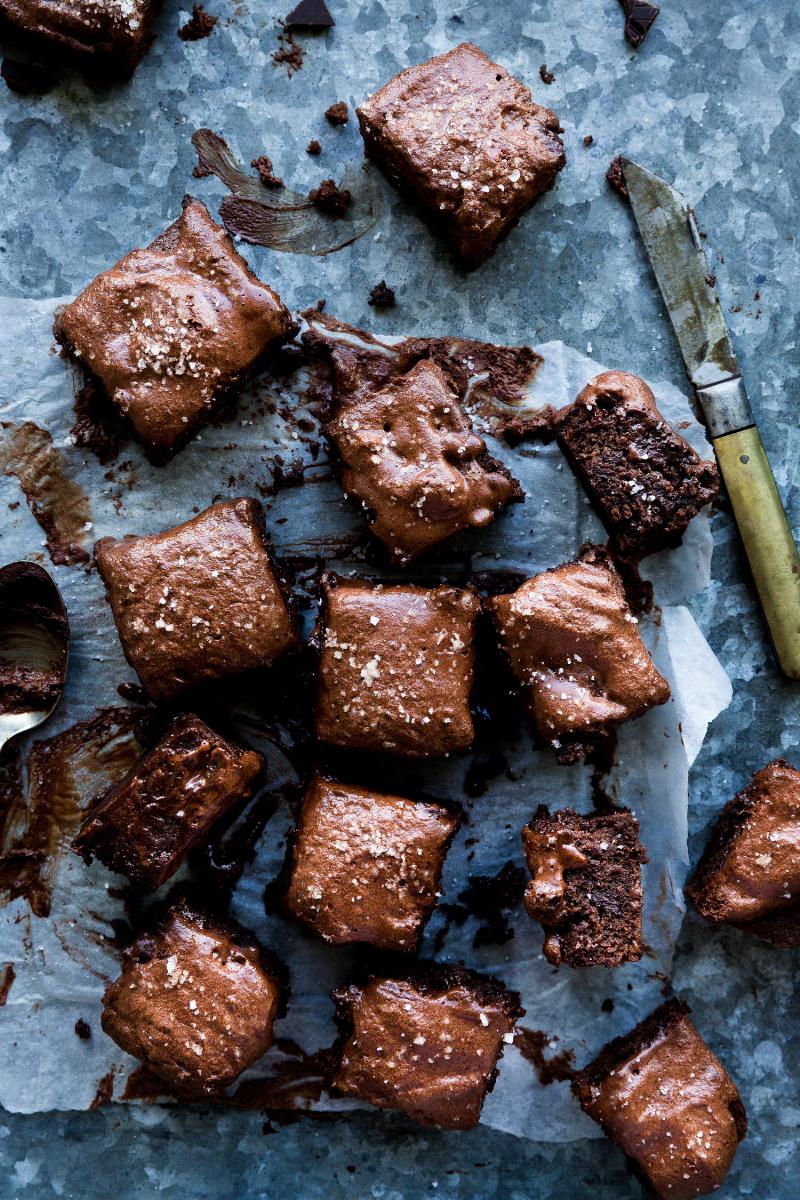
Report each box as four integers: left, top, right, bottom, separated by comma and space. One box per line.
367, 280, 395, 308
75, 1018, 92, 1040
251, 155, 283, 188
754, 290, 760, 301
178, 4, 218, 41
285, 0, 334, 30
582, 135, 594, 148
539, 64, 554, 85
308, 178, 352, 215
325, 100, 349, 126
606, 156, 629, 201
601, 997, 615, 1013
619, 0, 660, 48
705, 272, 717, 288
1, 57, 54, 94
306, 138, 322, 155
458, 861, 526, 947
273, 28, 305, 75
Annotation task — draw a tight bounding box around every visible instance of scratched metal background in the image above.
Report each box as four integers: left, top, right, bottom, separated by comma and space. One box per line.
0, 0, 799, 1196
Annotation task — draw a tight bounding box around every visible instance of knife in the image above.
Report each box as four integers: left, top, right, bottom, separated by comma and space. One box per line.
621, 157, 800, 680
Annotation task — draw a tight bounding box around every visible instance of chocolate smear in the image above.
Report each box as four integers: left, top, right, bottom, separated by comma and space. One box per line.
0, 561, 68, 717
515, 1027, 576, 1085
1, 421, 92, 565
606, 155, 629, 201
191, 128, 380, 256
89, 1068, 116, 1108
0, 962, 15, 1005
619, 0, 660, 48
0, 707, 154, 918
285, 0, 334, 30
70, 379, 127, 465
178, 4, 218, 41
1, 58, 54, 94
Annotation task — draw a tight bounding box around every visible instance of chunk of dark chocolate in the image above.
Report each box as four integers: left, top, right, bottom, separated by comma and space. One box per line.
54, 198, 294, 461
488, 547, 670, 762
95, 498, 298, 703
284, 773, 458, 951
573, 999, 746, 1200
0, 0, 162, 77
315, 574, 479, 757
555, 371, 719, 558
619, 0, 660, 49
325, 357, 522, 564
102, 906, 282, 1093
72, 714, 263, 892
332, 964, 521, 1129
522, 805, 647, 967
285, 0, 333, 30
357, 42, 565, 266
686, 758, 800, 939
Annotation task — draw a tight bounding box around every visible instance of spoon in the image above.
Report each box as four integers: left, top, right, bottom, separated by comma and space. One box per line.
0, 561, 69, 754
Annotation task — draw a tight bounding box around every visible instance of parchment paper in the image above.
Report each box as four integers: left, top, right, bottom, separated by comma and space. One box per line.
0, 295, 731, 1140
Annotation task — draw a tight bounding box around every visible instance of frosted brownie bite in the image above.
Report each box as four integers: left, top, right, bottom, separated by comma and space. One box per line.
73, 713, 264, 892
284, 773, 459, 951
522, 806, 647, 967
332, 964, 521, 1129
95, 498, 298, 702
555, 371, 719, 558
573, 999, 747, 1200
686, 758, 800, 944
488, 546, 670, 763
0, 0, 163, 77
325, 357, 522, 564
102, 905, 283, 1094
55, 198, 294, 461
357, 42, 565, 265
314, 574, 480, 757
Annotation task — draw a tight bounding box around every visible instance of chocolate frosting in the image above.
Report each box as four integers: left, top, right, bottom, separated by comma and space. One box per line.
73, 713, 263, 892
333, 964, 521, 1129
102, 906, 281, 1093
522, 806, 647, 968
574, 1001, 746, 1200
284, 773, 458, 951
327, 358, 521, 563
95, 498, 298, 702
56, 198, 293, 459
489, 548, 670, 759
686, 758, 800, 924
0, 0, 162, 74
315, 574, 480, 757
357, 42, 566, 265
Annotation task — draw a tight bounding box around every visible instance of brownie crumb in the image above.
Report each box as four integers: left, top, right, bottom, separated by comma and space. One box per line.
306, 138, 322, 155
117, 681, 148, 704
75, 1018, 92, 1040
273, 28, 305, 75
619, 0, 660, 48
539, 64, 554, 85
582, 134, 594, 148
1, 57, 55, 94
178, 4, 218, 41
367, 280, 395, 308
325, 100, 349, 126
606, 156, 629, 201
251, 155, 283, 188
515, 1027, 576, 1085
308, 178, 352, 215
705, 272, 717, 288
601, 997, 615, 1013
285, 0, 334, 29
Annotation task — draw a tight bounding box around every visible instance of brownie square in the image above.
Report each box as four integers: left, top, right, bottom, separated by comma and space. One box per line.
332, 964, 521, 1129
101, 906, 283, 1093
314, 574, 480, 757
55, 198, 294, 461
573, 999, 747, 1200
95, 498, 298, 703
0, 0, 162, 77
326, 357, 522, 564
521, 805, 647, 967
686, 758, 800, 934
488, 546, 670, 763
357, 42, 566, 266
72, 713, 263, 892
555, 371, 719, 558
284, 773, 459, 951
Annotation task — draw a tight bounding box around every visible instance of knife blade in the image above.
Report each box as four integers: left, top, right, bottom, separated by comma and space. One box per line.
621, 157, 800, 680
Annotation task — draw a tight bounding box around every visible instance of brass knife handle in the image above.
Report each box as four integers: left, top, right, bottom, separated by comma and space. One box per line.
713, 426, 800, 679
